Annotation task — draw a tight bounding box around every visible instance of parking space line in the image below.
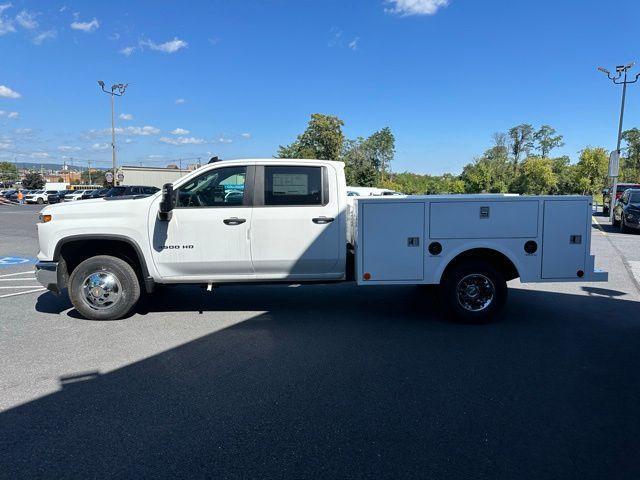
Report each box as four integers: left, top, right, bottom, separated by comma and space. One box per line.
0, 270, 35, 278
0, 288, 45, 298
0, 278, 37, 282
591, 216, 606, 235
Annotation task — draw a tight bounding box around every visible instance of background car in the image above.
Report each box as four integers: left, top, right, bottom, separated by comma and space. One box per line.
613, 188, 640, 233
48, 189, 72, 204
104, 185, 159, 197
603, 183, 640, 215
63, 190, 88, 202
80, 188, 109, 200
24, 190, 52, 204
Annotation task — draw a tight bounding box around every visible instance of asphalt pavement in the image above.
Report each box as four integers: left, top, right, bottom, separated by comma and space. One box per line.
1, 203, 639, 480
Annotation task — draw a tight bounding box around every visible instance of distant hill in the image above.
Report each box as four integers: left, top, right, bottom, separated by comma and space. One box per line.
9, 161, 108, 171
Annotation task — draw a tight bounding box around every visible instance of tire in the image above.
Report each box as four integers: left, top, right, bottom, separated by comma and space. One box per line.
37, 198, 44, 204
441, 260, 507, 323
603, 206, 609, 216
68, 255, 140, 320
620, 216, 630, 233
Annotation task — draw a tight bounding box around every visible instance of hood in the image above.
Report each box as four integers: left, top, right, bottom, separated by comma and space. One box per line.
41, 193, 159, 218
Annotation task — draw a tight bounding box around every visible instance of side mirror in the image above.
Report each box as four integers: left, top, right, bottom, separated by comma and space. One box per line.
158, 183, 175, 221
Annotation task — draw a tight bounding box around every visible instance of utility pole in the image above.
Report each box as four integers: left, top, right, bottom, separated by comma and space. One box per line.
97, 81, 128, 186
87, 159, 92, 184
598, 62, 640, 222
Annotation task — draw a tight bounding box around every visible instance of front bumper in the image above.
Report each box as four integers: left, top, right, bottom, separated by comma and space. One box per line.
35, 261, 60, 294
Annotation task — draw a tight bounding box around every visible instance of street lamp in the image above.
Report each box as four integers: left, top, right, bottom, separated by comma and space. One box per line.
597, 62, 640, 222
97, 81, 128, 185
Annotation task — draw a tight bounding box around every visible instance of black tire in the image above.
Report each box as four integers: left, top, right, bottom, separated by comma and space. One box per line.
68, 255, 140, 320
620, 215, 630, 233
441, 260, 507, 323
603, 206, 609, 216
37, 198, 44, 204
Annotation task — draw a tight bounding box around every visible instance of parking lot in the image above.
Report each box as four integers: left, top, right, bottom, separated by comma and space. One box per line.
1, 203, 639, 479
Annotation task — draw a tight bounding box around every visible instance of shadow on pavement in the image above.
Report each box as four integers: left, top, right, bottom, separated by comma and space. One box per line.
10, 284, 640, 479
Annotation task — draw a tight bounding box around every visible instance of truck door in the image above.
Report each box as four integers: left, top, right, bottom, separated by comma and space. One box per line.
250, 165, 342, 277
541, 200, 588, 279
149, 165, 254, 278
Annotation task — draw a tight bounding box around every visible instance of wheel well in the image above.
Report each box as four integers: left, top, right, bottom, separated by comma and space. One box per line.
441, 248, 519, 283
57, 238, 146, 287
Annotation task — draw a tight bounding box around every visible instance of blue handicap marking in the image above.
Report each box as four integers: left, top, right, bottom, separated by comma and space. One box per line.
0, 256, 36, 268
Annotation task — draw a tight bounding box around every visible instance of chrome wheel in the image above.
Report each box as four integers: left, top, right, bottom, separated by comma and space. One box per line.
81, 271, 123, 310
456, 273, 495, 312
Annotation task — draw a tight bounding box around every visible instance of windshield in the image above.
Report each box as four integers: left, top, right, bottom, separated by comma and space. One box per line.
630, 193, 640, 204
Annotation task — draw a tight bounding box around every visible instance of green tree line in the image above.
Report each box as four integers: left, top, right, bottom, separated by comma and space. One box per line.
277, 115, 640, 195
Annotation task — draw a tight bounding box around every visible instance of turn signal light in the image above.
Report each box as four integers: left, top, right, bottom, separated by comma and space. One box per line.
39, 214, 52, 223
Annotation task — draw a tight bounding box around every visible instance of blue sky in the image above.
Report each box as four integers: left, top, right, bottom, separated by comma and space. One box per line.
1, 0, 640, 175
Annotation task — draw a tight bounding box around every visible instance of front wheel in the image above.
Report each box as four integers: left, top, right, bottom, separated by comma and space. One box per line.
37, 197, 44, 204
441, 260, 507, 323
68, 255, 140, 320
620, 215, 630, 233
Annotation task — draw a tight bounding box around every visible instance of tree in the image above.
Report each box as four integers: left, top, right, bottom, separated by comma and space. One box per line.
508, 124, 534, 173
0, 161, 18, 185
22, 171, 45, 190
277, 114, 345, 160
621, 128, 640, 182
513, 157, 556, 194
460, 146, 512, 193
343, 138, 379, 186
574, 147, 608, 195
534, 125, 564, 158
550, 156, 577, 194
363, 127, 395, 177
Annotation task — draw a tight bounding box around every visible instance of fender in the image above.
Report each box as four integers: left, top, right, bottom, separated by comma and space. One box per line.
53, 234, 155, 292
433, 241, 523, 284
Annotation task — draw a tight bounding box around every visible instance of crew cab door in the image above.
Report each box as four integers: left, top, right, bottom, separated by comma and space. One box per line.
149, 165, 254, 279
250, 165, 342, 278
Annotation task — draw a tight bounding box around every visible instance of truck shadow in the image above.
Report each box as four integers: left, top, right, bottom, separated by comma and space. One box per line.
18, 286, 640, 478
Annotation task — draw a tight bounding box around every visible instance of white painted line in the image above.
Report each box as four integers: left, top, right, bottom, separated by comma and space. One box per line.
591, 216, 607, 235
0, 270, 34, 278
0, 288, 45, 298
0, 278, 37, 282
0, 286, 42, 289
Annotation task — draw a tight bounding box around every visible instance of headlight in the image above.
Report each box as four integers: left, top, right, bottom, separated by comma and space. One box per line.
39, 213, 52, 223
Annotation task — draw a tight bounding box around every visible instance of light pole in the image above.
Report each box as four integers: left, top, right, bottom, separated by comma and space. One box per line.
597, 62, 640, 222
97, 81, 128, 185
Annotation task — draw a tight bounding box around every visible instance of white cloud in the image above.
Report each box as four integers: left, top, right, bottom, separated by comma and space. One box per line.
32, 28, 56, 44
141, 36, 187, 53
125, 125, 159, 136
159, 136, 205, 145
119, 46, 135, 56
241, 133, 251, 139
15, 9, 37, 29
385, 0, 449, 16
91, 142, 110, 151
70, 17, 99, 32
0, 85, 20, 98
32, 152, 49, 158
119, 113, 133, 120
170, 128, 189, 135
14, 128, 32, 134
0, 110, 18, 118
348, 37, 359, 50
175, 98, 186, 105
216, 136, 233, 144
0, 3, 15, 36
0, 141, 12, 149
57, 145, 81, 152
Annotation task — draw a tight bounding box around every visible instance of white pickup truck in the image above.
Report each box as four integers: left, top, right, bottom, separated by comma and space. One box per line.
35, 159, 607, 322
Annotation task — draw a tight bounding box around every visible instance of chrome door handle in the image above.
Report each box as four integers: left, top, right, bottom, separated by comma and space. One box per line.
312, 217, 334, 224
223, 217, 246, 226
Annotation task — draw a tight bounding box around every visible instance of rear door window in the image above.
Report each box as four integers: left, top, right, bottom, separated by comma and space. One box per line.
264, 166, 324, 206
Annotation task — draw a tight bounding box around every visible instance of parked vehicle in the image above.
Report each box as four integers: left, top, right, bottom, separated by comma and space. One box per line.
25, 190, 57, 204
63, 190, 88, 202
35, 159, 607, 322
47, 190, 71, 204
8, 189, 30, 202
613, 189, 640, 233
603, 183, 640, 215
80, 188, 110, 200
2, 189, 17, 198
104, 185, 160, 197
